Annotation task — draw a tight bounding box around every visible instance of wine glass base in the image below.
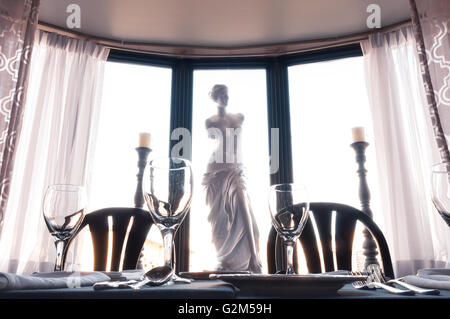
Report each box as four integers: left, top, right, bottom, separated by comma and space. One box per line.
171, 273, 192, 283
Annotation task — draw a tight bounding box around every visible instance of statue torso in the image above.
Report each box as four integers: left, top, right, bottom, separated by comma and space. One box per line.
205, 112, 244, 170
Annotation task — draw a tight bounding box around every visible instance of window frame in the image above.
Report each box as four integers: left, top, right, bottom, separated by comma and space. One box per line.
106, 44, 363, 272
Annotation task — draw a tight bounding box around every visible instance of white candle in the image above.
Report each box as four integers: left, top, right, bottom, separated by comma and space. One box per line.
352, 127, 365, 142
139, 133, 151, 148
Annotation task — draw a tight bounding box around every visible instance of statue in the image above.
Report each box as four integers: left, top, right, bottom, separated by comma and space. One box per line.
202, 84, 262, 273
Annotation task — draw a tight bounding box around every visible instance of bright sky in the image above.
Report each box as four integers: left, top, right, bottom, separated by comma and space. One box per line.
289, 57, 382, 222
82, 62, 172, 270
289, 57, 383, 272
85, 57, 381, 272
89, 62, 172, 211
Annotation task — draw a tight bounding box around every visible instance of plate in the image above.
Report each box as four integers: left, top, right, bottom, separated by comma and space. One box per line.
179, 271, 250, 281
210, 274, 366, 297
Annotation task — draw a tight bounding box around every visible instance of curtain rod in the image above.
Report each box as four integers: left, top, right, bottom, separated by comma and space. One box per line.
37, 19, 411, 58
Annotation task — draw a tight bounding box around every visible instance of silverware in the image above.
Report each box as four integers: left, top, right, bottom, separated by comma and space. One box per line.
351, 271, 414, 295
128, 265, 174, 289
93, 266, 175, 290
367, 264, 440, 295
350, 270, 373, 290
388, 278, 440, 295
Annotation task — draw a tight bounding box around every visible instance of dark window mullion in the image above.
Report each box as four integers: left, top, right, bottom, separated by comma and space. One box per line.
169, 59, 193, 273
267, 57, 293, 185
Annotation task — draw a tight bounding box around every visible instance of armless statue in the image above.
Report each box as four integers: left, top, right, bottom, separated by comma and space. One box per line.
202, 84, 262, 273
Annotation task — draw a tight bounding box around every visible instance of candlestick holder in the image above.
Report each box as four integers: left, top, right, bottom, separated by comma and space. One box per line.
351, 141, 380, 269
135, 147, 151, 270
134, 147, 151, 208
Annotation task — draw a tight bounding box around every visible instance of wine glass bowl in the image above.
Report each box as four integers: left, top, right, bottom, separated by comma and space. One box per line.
44, 208, 84, 240
269, 183, 309, 274
43, 184, 86, 271
431, 162, 450, 227
143, 157, 193, 282
273, 204, 308, 242
144, 157, 193, 228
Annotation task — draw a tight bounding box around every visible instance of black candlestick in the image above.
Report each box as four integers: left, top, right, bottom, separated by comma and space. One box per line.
135, 146, 151, 269
351, 141, 380, 269
134, 147, 151, 208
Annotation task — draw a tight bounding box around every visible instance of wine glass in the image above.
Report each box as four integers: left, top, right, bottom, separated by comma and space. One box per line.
269, 183, 309, 274
431, 162, 450, 227
43, 184, 87, 271
143, 157, 193, 282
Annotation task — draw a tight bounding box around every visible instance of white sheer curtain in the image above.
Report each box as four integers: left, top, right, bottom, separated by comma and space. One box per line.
0, 31, 109, 274
362, 26, 450, 277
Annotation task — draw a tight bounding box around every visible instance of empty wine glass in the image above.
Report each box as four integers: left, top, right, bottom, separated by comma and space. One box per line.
43, 184, 87, 271
269, 183, 309, 274
143, 157, 193, 282
431, 162, 450, 227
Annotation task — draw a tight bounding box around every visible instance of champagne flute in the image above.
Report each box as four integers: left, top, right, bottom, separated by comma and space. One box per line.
43, 184, 86, 271
143, 157, 193, 282
431, 162, 450, 227
269, 183, 309, 274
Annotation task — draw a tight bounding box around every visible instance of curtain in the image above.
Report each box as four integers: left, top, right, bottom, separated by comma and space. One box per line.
362, 26, 450, 277
409, 0, 450, 162
0, 0, 39, 233
0, 30, 109, 274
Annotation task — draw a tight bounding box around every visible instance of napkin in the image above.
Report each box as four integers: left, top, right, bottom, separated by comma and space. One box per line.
321, 270, 352, 276
274, 270, 351, 276
403, 268, 450, 290
102, 269, 144, 281
0, 271, 110, 291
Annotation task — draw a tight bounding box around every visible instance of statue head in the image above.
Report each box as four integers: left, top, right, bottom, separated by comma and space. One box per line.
209, 84, 229, 107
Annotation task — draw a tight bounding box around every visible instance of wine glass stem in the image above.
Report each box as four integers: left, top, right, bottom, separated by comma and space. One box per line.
284, 240, 295, 274
54, 239, 67, 271
161, 229, 175, 269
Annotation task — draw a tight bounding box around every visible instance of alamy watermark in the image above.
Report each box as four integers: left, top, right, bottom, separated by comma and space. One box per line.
66, 271, 82, 288
170, 127, 280, 174
366, 4, 381, 29
66, 4, 81, 29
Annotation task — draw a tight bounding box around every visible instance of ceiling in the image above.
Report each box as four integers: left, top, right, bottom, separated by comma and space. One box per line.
39, 0, 411, 47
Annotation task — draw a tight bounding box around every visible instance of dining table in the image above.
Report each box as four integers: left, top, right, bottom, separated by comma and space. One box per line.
1, 280, 449, 299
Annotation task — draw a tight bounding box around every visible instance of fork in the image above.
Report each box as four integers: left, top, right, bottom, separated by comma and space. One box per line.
366, 264, 440, 295
351, 271, 415, 295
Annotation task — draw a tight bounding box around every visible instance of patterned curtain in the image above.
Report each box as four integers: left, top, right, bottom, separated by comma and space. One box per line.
0, 0, 39, 232
409, 0, 450, 162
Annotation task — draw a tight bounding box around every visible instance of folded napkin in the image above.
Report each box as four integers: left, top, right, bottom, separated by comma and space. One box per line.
403, 268, 450, 290
321, 270, 352, 276
102, 269, 144, 281
0, 271, 110, 291
275, 270, 351, 276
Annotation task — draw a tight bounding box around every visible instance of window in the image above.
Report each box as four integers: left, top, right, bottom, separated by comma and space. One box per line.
81, 46, 382, 273
288, 56, 383, 271
81, 61, 172, 270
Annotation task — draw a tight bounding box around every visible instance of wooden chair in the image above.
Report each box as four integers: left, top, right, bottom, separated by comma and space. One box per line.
267, 202, 394, 278
76, 207, 153, 271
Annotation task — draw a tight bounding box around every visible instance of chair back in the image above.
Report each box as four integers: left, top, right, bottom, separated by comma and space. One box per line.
78, 207, 153, 271
267, 202, 394, 278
